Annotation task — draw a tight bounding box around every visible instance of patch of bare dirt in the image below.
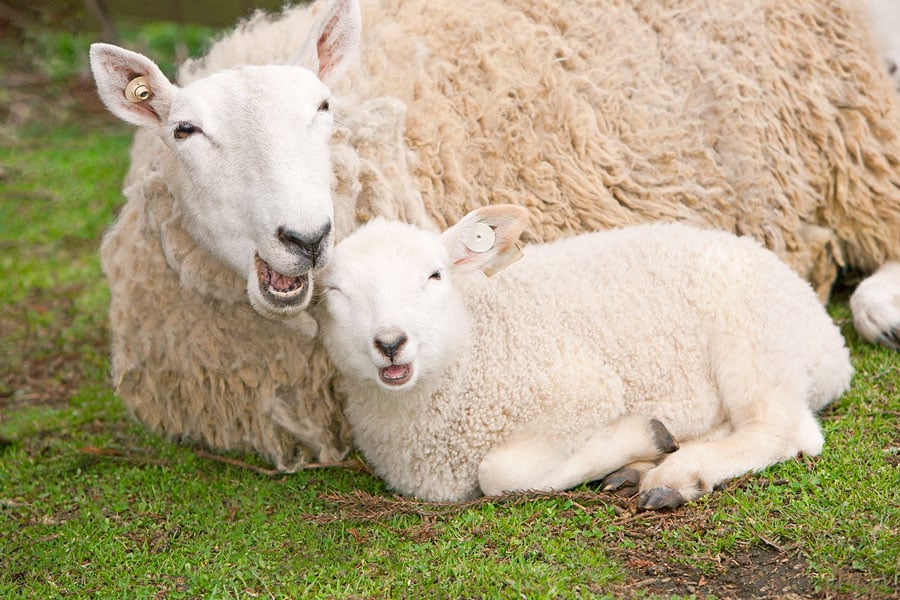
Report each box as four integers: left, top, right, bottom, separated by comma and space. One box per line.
614, 528, 814, 599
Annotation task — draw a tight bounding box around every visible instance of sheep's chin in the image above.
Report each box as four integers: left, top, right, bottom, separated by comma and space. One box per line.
246, 256, 314, 321
377, 363, 416, 390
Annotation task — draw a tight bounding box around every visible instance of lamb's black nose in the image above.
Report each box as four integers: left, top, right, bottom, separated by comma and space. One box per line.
374, 332, 408, 361
278, 222, 332, 263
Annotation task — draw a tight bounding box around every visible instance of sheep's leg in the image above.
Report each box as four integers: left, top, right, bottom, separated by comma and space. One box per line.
477, 416, 677, 497
850, 261, 900, 351
637, 405, 825, 510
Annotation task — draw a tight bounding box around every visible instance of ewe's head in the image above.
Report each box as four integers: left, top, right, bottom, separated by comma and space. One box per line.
89, 0, 360, 320
319, 205, 529, 392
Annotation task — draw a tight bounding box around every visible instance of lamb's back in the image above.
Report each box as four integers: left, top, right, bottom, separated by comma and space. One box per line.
458, 223, 841, 438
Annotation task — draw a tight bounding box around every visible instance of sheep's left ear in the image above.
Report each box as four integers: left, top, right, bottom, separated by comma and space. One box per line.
441, 205, 529, 276
292, 0, 361, 86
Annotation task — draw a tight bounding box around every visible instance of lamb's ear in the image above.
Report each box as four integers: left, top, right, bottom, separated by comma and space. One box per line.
90, 43, 176, 130
442, 205, 529, 276
292, 0, 361, 86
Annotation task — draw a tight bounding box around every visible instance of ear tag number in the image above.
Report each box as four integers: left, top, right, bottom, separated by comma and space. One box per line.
124, 76, 151, 103
464, 223, 495, 253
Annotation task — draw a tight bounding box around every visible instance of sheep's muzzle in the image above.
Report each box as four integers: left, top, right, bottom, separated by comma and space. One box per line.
255, 254, 310, 305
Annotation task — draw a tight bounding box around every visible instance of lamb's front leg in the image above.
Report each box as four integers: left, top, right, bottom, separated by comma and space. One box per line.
477, 415, 677, 496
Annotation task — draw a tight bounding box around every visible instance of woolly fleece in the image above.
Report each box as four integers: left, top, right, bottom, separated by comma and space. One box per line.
107, 0, 899, 468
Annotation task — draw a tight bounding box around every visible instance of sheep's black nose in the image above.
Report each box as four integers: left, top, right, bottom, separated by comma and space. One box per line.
374, 332, 408, 361
278, 222, 332, 263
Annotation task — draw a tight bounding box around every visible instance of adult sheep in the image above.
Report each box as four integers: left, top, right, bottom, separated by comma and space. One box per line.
315, 206, 853, 508
93, 0, 900, 471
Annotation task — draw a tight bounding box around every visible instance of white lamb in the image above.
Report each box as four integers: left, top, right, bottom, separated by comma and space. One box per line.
316, 205, 854, 508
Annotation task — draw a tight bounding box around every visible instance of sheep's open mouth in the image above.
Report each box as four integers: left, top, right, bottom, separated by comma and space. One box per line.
379, 363, 413, 386
256, 255, 309, 304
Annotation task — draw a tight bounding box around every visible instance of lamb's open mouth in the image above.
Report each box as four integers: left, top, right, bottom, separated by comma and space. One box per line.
379, 363, 413, 386
255, 254, 310, 305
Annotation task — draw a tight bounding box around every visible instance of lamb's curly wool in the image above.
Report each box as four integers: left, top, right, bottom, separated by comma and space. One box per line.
318, 216, 853, 503
107, 0, 900, 468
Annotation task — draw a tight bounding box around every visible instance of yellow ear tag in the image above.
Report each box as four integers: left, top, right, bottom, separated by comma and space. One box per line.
482, 243, 523, 277
464, 223, 495, 253
124, 76, 151, 103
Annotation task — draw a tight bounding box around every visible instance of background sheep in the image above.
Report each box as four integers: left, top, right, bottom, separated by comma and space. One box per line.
97, 0, 900, 469
316, 205, 854, 507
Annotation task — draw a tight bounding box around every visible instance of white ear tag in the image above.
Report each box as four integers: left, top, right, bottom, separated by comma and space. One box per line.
464, 223, 495, 253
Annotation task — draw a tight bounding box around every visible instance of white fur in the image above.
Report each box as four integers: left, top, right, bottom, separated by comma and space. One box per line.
317, 207, 854, 505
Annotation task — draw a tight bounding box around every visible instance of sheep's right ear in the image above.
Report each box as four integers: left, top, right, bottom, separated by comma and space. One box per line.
292, 0, 361, 86
90, 43, 176, 130
441, 205, 529, 276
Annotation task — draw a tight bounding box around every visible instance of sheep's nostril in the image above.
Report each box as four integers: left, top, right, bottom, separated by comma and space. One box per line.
374, 333, 407, 361
278, 222, 332, 262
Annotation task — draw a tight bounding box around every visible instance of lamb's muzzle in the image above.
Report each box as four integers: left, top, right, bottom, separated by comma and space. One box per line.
374, 331, 408, 361
379, 363, 413, 386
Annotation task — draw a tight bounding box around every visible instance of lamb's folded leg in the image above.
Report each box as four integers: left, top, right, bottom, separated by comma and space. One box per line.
850, 262, 900, 351
637, 405, 825, 510
477, 416, 677, 497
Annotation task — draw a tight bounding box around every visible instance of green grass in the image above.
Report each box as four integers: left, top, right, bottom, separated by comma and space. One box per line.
2, 23, 900, 600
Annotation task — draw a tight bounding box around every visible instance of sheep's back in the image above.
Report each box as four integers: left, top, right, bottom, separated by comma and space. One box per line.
180, 0, 900, 299
374, 0, 900, 295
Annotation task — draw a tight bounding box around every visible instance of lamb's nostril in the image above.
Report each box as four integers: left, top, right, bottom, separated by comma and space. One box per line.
278, 222, 332, 262
374, 333, 407, 361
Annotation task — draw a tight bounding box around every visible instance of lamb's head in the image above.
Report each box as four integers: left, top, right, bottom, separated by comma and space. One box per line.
89, 0, 360, 320
319, 205, 529, 392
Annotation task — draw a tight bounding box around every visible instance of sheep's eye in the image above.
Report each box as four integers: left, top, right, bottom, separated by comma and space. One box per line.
318, 99, 330, 112
429, 270, 442, 281
174, 122, 197, 139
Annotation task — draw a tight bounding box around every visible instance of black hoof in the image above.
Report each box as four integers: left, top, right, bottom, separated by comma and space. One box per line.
637, 486, 686, 511
602, 467, 642, 495
650, 419, 679, 454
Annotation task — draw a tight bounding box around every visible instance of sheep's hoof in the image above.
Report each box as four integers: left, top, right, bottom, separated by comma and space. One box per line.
650, 419, 679, 454
601, 467, 642, 496
637, 487, 686, 511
